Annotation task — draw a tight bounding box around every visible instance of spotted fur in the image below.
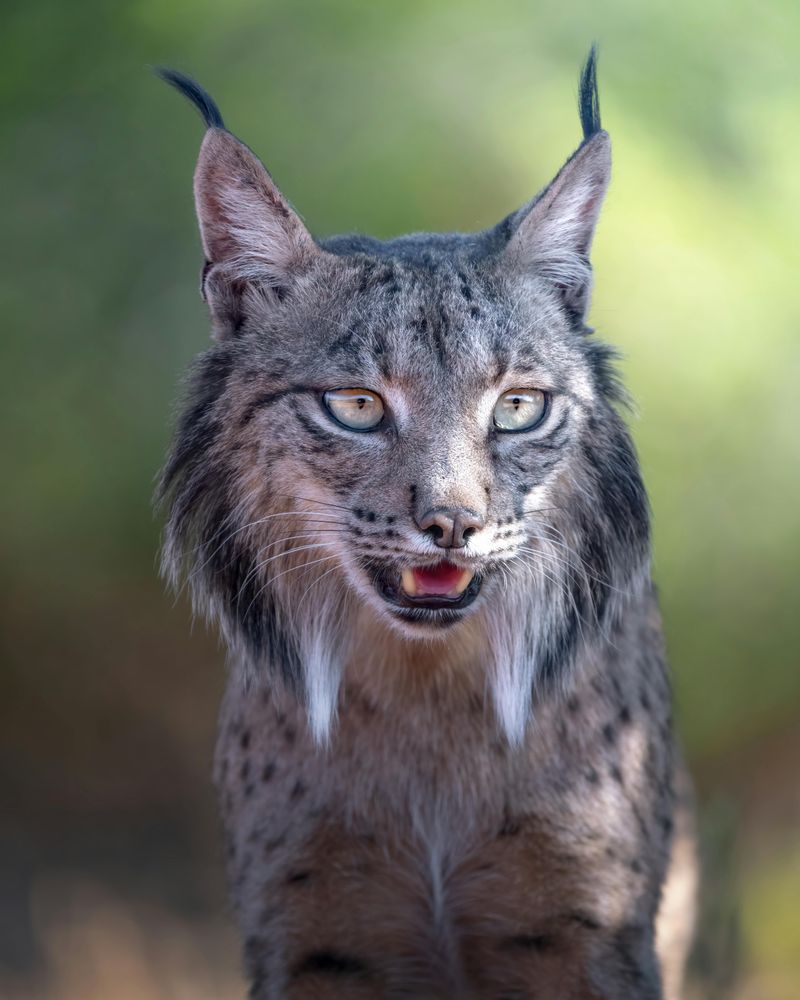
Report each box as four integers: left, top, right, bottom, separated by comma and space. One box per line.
157, 48, 696, 998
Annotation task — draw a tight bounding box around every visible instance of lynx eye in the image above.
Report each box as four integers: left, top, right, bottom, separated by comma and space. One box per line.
493, 389, 548, 432
323, 388, 385, 431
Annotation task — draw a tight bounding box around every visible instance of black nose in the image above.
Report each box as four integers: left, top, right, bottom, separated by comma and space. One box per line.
418, 508, 485, 549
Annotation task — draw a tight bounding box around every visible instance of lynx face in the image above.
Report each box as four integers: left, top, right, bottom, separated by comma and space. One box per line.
220, 253, 603, 638
158, 54, 649, 741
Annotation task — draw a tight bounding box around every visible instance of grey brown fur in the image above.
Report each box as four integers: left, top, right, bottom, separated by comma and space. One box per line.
157, 49, 697, 998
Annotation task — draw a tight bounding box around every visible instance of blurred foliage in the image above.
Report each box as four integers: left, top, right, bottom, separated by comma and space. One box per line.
1, 0, 799, 996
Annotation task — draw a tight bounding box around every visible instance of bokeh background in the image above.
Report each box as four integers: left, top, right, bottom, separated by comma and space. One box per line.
2, 1, 798, 997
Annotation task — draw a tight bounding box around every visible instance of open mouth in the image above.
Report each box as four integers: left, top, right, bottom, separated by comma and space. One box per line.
369, 560, 483, 620
400, 563, 474, 602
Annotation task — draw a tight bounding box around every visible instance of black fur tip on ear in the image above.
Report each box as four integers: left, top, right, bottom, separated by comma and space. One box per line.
578, 44, 601, 139
155, 67, 225, 130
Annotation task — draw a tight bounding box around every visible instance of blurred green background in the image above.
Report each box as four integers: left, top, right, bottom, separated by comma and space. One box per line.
1, 1, 798, 997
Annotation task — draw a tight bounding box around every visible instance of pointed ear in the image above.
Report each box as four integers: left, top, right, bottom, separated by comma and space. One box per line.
502, 131, 611, 320
193, 128, 319, 334
194, 128, 317, 283
157, 68, 320, 337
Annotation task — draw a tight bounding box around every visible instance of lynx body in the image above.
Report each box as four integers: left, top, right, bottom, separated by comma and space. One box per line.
158, 51, 696, 998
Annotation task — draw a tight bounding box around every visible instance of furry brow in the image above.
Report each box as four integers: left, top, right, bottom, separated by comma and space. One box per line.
155, 67, 226, 130
578, 44, 601, 139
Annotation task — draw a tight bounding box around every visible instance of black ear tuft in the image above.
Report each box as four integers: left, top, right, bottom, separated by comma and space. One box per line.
578, 44, 601, 139
155, 67, 226, 130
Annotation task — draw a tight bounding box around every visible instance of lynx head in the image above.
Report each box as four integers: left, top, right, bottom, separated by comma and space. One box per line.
157, 49, 649, 743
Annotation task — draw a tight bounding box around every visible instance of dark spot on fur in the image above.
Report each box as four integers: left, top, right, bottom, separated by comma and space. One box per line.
287, 870, 311, 884
619, 705, 632, 725
290, 780, 306, 801
264, 834, 286, 853
470, 305, 480, 318
243, 782, 254, 798
357, 694, 377, 716
326, 330, 358, 358
365, 511, 376, 522
610, 764, 623, 784
501, 933, 556, 952
292, 952, 368, 977
499, 814, 521, 837
261, 762, 275, 782
284, 726, 296, 746
602, 723, 616, 745
357, 263, 374, 294
585, 768, 599, 784
568, 912, 602, 932
240, 729, 251, 750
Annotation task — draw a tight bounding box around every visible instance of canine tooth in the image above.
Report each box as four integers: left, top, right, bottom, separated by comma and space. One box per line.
400, 568, 418, 596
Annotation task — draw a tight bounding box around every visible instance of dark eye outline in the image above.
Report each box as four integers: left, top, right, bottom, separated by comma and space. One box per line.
321, 388, 387, 433
492, 389, 550, 433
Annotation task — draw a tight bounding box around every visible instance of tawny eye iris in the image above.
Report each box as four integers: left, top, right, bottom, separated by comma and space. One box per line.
323, 388, 385, 431
493, 389, 548, 432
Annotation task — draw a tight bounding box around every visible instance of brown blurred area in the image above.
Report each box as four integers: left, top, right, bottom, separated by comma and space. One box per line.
2, 1, 799, 997
0, 586, 242, 996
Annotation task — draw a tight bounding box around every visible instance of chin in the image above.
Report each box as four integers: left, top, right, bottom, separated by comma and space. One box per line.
385, 604, 476, 638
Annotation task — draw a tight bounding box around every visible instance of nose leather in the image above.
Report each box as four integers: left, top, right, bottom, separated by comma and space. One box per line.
418, 508, 485, 549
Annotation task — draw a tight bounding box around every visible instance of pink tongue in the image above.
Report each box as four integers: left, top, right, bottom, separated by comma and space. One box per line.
413, 562, 464, 596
